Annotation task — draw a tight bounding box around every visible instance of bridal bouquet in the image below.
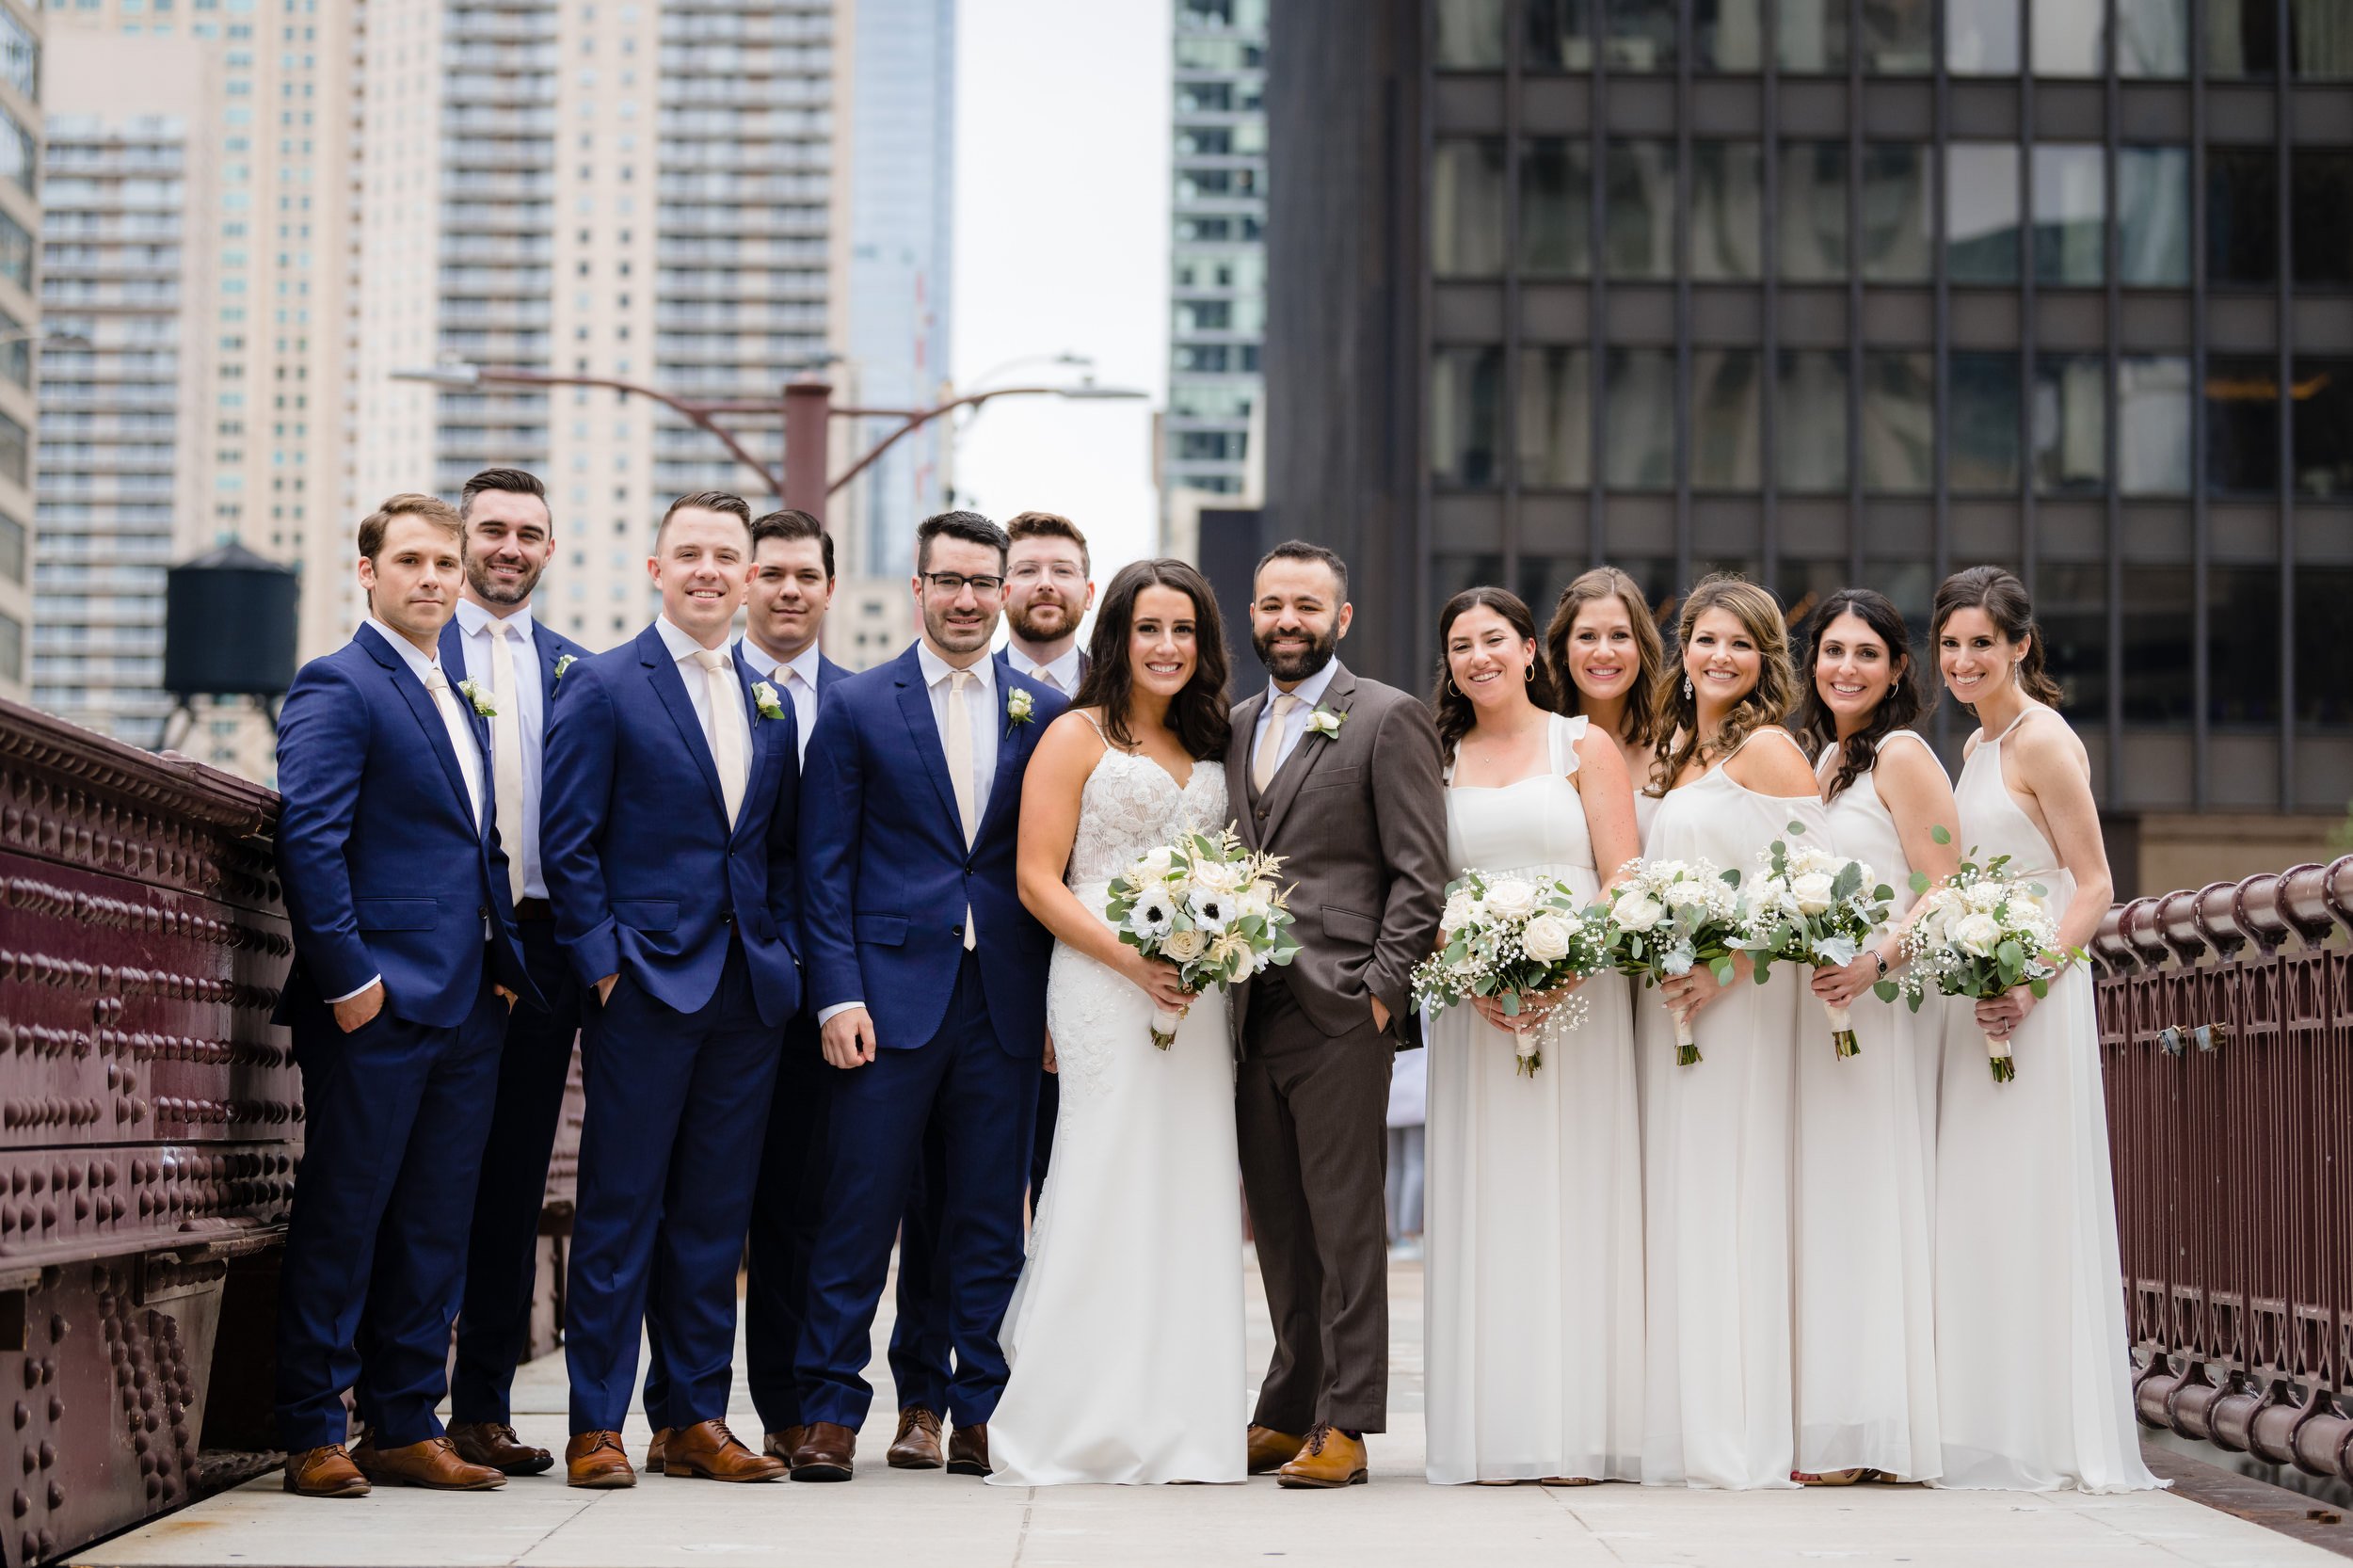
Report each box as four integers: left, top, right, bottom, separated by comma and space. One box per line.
1106, 824, 1301, 1048
1891, 840, 2071, 1083
1736, 824, 1896, 1059
1410, 870, 1609, 1077
1596, 857, 1746, 1066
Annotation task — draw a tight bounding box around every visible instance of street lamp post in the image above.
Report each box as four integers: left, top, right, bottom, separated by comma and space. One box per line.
392, 363, 1144, 523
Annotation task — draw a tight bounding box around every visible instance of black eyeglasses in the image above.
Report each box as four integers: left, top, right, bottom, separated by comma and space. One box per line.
921, 571, 1006, 597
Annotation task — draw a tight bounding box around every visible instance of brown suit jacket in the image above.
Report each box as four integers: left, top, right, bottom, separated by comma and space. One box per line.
1225, 662, 1449, 1049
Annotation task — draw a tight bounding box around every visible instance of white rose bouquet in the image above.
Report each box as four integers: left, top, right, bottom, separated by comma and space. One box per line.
1595, 857, 1747, 1066
1409, 870, 1608, 1077
1735, 823, 1896, 1059
1105, 824, 1302, 1048
1893, 838, 2072, 1082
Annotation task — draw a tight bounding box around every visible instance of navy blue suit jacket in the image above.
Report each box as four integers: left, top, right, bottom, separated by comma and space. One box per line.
799, 643, 1064, 1058
541, 623, 803, 1028
273, 622, 537, 1030
436, 611, 594, 750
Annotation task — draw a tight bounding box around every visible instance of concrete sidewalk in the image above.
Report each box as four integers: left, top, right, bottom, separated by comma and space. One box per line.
77, 1258, 2342, 1568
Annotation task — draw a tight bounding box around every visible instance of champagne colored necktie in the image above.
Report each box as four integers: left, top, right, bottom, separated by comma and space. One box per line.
485, 618, 527, 903
1254, 692, 1303, 792
693, 648, 748, 827
946, 667, 979, 950
423, 664, 486, 829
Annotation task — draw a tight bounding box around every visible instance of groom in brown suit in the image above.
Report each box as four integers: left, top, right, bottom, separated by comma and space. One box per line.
1225, 540, 1447, 1488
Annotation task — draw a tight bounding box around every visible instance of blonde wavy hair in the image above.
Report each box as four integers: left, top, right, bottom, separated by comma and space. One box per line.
1647, 573, 1799, 796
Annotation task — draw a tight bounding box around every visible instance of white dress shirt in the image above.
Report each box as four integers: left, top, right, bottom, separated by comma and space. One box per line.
1248, 658, 1341, 784
1004, 640, 1082, 696
918, 638, 1000, 821
738, 636, 824, 763
454, 599, 548, 900
654, 615, 753, 771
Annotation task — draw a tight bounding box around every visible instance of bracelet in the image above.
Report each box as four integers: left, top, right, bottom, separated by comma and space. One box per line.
1872, 950, 1890, 979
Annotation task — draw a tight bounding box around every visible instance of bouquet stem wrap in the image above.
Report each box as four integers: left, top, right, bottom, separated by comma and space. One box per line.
1984, 1030, 2015, 1082
1150, 1001, 1190, 1051
1673, 1009, 1700, 1066
1826, 1000, 1858, 1058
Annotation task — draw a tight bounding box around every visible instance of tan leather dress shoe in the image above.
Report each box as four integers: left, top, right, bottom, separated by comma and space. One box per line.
644, 1427, 671, 1473
887, 1407, 943, 1469
789, 1421, 856, 1481
446, 1420, 554, 1477
663, 1418, 787, 1482
565, 1431, 637, 1489
945, 1424, 990, 1477
351, 1434, 506, 1490
283, 1445, 370, 1497
1276, 1425, 1369, 1489
1246, 1424, 1305, 1476
764, 1425, 808, 1467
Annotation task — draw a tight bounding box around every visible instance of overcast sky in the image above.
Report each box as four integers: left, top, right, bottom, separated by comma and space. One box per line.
950, 0, 1172, 585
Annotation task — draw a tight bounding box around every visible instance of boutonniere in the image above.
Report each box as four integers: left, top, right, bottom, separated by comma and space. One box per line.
553, 653, 577, 685
456, 678, 497, 719
751, 680, 785, 722
1006, 687, 1036, 728
1305, 705, 1345, 740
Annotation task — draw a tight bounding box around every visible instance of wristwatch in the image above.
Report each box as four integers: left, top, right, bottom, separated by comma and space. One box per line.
1871, 950, 1890, 979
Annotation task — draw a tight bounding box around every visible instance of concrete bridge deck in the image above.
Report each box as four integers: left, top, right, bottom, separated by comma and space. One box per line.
73, 1261, 2347, 1568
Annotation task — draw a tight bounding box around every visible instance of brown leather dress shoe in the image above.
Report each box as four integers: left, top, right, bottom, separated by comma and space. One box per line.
565, 1431, 637, 1489
644, 1427, 671, 1473
446, 1420, 555, 1477
351, 1434, 506, 1491
945, 1424, 990, 1477
887, 1407, 944, 1469
764, 1426, 808, 1467
1276, 1425, 1369, 1489
789, 1422, 856, 1482
663, 1418, 787, 1482
283, 1445, 370, 1498
1246, 1424, 1306, 1476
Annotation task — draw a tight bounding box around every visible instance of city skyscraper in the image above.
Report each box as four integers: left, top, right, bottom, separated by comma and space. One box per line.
1265, 0, 2353, 892
0, 0, 38, 706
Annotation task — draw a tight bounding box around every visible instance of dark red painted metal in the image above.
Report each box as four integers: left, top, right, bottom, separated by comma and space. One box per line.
2100, 854, 2353, 1486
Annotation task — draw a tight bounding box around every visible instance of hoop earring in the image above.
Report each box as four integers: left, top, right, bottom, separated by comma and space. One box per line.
1446, 675, 1462, 697
1523, 664, 1535, 683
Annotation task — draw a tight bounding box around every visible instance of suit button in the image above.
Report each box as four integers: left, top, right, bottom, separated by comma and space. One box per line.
723, 912, 735, 926
951, 923, 964, 937
477, 904, 488, 919
1256, 808, 1268, 820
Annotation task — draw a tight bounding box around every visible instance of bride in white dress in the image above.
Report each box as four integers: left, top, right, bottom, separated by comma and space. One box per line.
987, 560, 1247, 1486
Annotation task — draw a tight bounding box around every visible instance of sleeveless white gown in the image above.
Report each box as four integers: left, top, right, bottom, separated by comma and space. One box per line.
1934, 708, 2158, 1493
1424, 714, 1643, 1484
1640, 728, 1825, 1490
985, 739, 1247, 1486
1794, 731, 1942, 1480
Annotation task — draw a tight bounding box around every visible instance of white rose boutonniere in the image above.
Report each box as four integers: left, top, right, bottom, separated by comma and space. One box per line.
1006, 687, 1035, 728
553, 652, 578, 684
1305, 705, 1345, 740
751, 680, 785, 722
456, 678, 497, 718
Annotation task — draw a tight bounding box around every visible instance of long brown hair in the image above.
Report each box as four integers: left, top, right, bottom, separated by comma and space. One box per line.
1431, 587, 1561, 764
1545, 566, 1665, 749
1648, 573, 1799, 794
1929, 564, 2066, 712
1796, 588, 1927, 801
1073, 558, 1233, 759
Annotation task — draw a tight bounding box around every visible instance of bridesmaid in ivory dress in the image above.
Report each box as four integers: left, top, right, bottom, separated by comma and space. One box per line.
1420, 588, 1643, 1487
1545, 568, 1669, 850
1928, 566, 2158, 1493
1640, 576, 1825, 1490
1788, 589, 1954, 1486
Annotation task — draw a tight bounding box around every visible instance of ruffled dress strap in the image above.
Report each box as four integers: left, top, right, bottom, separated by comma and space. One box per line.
1548, 712, 1589, 777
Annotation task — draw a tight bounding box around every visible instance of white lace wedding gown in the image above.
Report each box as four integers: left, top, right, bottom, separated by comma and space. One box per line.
985, 733, 1247, 1486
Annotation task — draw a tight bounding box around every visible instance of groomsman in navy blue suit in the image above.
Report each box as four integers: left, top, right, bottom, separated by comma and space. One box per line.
790, 511, 1064, 1482
273, 493, 539, 1498
542, 491, 803, 1489
638, 507, 847, 1470
430, 469, 592, 1479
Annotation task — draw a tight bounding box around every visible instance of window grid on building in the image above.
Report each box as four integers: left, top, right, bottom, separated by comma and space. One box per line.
1168, 0, 1266, 500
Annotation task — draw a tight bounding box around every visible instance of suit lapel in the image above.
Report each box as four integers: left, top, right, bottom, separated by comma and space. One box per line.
536, 630, 566, 711
1258, 664, 1357, 845
974, 672, 1034, 845
641, 630, 729, 821
1226, 692, 1262, 848
731, 647, 782, 845
363, 623, 480, 835
892, 652, 964, 831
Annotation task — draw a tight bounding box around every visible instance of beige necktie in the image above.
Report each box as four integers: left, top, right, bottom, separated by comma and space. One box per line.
485, 619, 527, 903
1032, 664, 1061, 694
1254, 691, 1304, 792
945, 667, 979, 951
422, 664, 486, 830
693, 648, 748, 827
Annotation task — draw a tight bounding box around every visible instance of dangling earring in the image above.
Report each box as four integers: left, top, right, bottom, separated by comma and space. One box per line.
1683, 675, 1693, 702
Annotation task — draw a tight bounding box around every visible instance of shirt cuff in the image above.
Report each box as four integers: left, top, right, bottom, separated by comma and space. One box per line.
816, 1001, 864, 1026
326, 975, 381, 1005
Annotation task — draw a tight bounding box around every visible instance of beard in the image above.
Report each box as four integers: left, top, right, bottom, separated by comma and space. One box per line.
1008, 593, 1074, 644
466, 552, 544, 607
1252, 622, 1337, 683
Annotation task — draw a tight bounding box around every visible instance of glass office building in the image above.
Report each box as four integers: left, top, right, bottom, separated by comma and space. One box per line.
1264, 0, 2353, 870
